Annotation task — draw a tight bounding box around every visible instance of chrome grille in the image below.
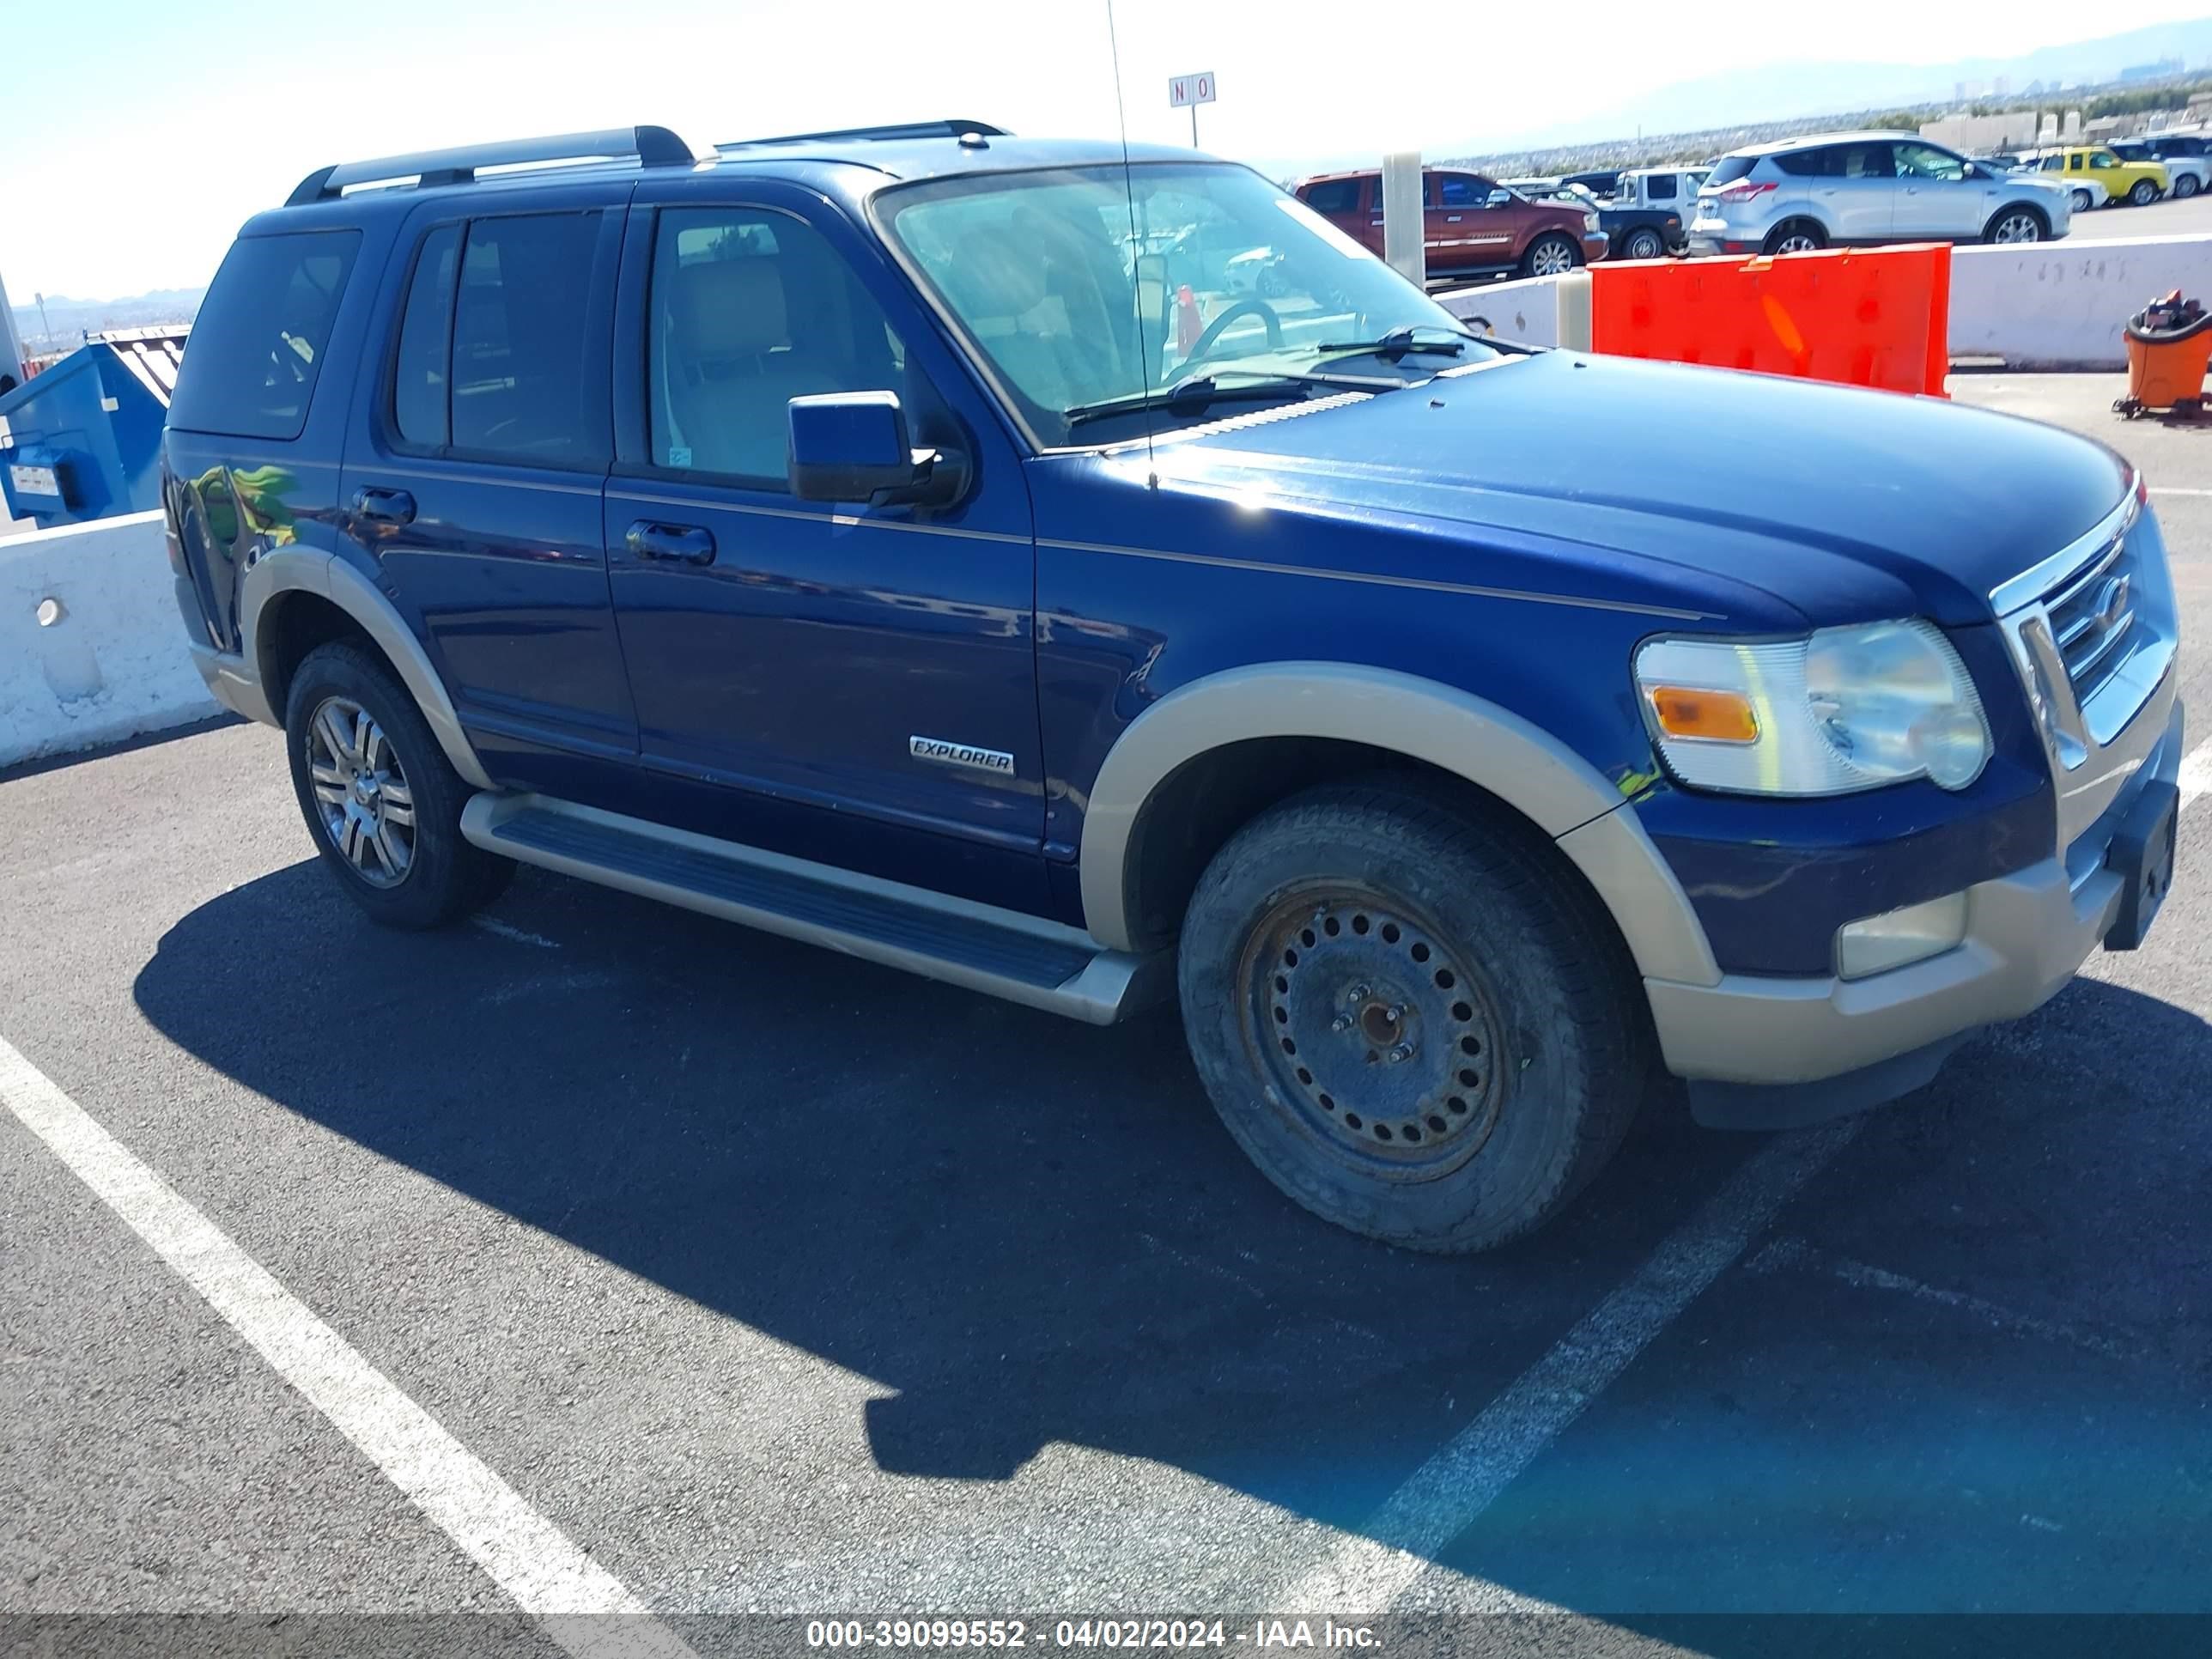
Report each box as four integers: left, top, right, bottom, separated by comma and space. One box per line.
2042, 533, 2139, 706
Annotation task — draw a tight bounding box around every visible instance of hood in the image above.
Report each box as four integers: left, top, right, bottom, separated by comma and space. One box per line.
1155, 350, 2129, 628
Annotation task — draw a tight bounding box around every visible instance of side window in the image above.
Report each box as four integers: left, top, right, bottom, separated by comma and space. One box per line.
1646, 173, 1677, 200
1894, 143, 1966, 181
1775, 148, 1833, 178
648, 207, 913, 487
1834, 143, 1892, 179
447, 213, 606, 465
2041, 155, 2063, 172
392, 225, 460, 448
1300, 179, 1361, 215
1436, 174, 1489, 208
167, 231, 361, 441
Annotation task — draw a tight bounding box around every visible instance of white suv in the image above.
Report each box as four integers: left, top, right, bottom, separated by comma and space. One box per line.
1689, 132, 2071, 256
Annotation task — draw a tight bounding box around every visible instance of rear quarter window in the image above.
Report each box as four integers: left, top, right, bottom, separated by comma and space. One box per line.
1705, 155, 1759, 186
167, 231, 361, 441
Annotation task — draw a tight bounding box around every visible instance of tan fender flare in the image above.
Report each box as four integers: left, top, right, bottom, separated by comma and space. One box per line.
241, 547, 495, 792
1078, 661, 1720, 988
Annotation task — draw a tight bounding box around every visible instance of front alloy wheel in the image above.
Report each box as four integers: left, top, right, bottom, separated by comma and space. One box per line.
1623, 228, 1665, 261
306, 696, 416, 887
1989, 210, 2042, 244
2131, 179, 2160, 206
1528, 236, 1577, 276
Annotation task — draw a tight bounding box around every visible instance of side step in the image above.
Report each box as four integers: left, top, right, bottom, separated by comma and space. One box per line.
459, 793, 1170, 1025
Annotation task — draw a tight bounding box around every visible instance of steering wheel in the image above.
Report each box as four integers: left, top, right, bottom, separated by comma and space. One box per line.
1181, 298, 1284, 374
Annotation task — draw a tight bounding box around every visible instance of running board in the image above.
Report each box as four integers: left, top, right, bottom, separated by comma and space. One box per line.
459, 793, 1169, 1024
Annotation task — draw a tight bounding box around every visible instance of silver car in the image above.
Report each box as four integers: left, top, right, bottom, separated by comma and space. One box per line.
1688, 131, 2070, 257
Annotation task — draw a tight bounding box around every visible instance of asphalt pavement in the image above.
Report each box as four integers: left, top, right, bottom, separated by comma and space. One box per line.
2065, 185, 2212, 240
4, 374, 2210, 1658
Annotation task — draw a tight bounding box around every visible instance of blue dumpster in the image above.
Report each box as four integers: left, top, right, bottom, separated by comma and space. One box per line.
0, 327, 185, 529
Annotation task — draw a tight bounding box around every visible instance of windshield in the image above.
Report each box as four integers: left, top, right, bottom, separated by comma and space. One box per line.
876, 161, 1495, 447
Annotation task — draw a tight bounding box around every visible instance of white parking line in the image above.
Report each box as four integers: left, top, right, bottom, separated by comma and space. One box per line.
474, 915, 562, 949
1278, 1119, 1861, 1613
2149, 487, 2212, 498
1747, 1237, 2140, 1362
0, 1035, 697, 1659
2181, 740, 2212, 812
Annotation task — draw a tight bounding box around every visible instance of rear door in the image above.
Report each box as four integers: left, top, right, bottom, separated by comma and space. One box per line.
1809, 141, 1897, 242
1891, 140, 1986, 237
338, 191, 638, 801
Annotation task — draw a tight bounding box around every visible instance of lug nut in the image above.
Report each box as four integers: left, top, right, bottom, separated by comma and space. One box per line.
1346, 983, 1371, 1004
1388, 1043, 1413, 1063
1332, 1014, 1353, 1033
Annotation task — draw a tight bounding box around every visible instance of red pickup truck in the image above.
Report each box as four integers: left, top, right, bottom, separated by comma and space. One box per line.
1292, 167, 1609, 279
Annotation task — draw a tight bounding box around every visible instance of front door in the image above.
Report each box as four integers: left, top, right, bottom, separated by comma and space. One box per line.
1428, 173, 1522, 272
1891, 141, 1987, 237
603, 183, 1048, 912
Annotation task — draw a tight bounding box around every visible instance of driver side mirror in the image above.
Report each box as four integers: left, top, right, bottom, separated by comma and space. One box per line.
1486, 188, 1514, 208
788, 392, 967, 509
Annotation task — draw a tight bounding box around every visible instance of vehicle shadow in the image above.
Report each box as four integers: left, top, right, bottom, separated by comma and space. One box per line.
131, 860, 2211, 1620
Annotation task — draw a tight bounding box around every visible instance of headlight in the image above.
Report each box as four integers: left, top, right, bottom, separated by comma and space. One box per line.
1633, 620, 1991, 796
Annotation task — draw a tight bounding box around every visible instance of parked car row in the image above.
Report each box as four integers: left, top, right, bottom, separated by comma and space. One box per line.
1292, 124, 2211, 285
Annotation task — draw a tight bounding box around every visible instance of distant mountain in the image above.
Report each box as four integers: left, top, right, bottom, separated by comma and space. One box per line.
1471, 18, 2212, 150
11, 287, 204, 352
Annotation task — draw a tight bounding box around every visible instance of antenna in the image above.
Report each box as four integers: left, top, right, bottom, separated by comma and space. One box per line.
1104, 0, 1158, 487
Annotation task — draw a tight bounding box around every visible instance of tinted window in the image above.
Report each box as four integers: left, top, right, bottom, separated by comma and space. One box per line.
1301, 178, 1362, 214
1645, 173, 1677, 199
392, 225, 460, 448
1436, 174, 1492, 207
1706, 155, 1759, 185
167, 231, 359, 441
649, 208, 912, 485
2091, 152, 2118, 169
2041, 154, 2063, 171
447, 213, 605, 465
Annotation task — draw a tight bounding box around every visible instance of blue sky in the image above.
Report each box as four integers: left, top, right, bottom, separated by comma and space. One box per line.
4, 0, 2209, 299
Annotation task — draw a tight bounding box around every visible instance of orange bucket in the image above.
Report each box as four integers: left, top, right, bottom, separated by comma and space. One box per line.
2123, 317, 2212, 413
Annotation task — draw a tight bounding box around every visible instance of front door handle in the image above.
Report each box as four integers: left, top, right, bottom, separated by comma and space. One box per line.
352, 487, 416, 526
625, 520, 716, 566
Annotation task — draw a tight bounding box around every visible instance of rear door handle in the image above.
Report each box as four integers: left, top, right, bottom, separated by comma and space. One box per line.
625, 520, 716, 566
352, 487, 416, 526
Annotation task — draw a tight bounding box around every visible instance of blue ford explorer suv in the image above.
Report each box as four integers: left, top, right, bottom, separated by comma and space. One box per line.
163, 121, 2181, 1253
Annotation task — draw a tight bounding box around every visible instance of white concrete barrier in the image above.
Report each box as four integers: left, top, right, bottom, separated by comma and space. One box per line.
1, 511, 221, 769
1439, 233, 2212, 370
1948, 234, 2212, 370
1438, 275, 1565, 347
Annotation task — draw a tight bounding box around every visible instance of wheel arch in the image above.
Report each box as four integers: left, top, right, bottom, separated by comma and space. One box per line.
1078, 662, 1719, 987
243, 548, 494, 791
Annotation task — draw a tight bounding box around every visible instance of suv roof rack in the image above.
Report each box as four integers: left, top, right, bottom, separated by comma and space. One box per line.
285, 125, 698, 206
715, 118, 1007, 154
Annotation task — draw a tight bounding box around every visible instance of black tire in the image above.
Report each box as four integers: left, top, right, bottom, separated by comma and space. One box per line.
1520, 233, 1581, 278
2175, 173, 2201, 200
283, 641, 512, 929
1982, 205, 2046, 245
1761, 219, 1826, 255
1176, 779, 1649, 1254
2130, 179, 2160, 207
2071, 188, 2094, 213
1622, 228, 1666, 261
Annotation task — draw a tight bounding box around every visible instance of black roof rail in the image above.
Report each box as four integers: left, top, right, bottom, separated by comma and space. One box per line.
285, 125, 697, 206
715, 118, 1008, 154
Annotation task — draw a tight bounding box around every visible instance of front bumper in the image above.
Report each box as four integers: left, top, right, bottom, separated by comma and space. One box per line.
1644, 689, 2181, 1117
1581, 233, 1611, 262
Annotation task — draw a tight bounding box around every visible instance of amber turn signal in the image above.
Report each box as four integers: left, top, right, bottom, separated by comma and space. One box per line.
1647, 685, 1759, 744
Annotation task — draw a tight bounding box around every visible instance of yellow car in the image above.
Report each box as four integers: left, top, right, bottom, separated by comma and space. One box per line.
2031, 146, 2169, 206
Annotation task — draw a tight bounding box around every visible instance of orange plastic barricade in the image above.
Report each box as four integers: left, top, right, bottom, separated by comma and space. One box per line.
1589, 244, 1951, 397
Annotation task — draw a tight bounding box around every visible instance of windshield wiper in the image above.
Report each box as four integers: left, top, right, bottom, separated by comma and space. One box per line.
1310, 325, 1475, 360
1065, 374, 1312, 429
